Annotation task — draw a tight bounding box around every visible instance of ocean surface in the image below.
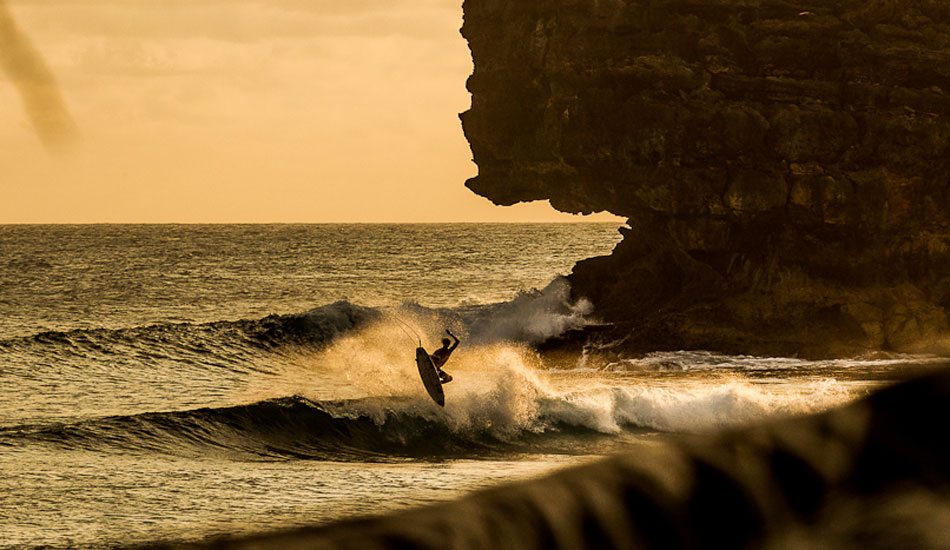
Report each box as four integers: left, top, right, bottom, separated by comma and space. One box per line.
0, 223, 942, 549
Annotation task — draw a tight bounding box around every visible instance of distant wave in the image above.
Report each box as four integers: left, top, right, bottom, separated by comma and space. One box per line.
0, 278, 596, 371
0, 301, 381, 355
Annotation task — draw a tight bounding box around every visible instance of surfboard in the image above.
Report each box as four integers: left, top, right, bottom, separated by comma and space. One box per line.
415, 346, 445, 407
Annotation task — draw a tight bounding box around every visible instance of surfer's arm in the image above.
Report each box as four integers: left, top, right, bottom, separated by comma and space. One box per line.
446, 329, 460, 351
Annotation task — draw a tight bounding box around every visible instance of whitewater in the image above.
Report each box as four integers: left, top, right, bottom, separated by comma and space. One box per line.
0, 224, 940, 549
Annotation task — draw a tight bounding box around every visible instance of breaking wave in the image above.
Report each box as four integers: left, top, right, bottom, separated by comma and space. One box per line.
0, 348, 855, 461
0, 277, 889, 461
601, 350, 950, 372
0, 278, 590, 358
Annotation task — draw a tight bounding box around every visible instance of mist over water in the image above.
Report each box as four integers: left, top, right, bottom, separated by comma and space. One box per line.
0, 224, 938, 549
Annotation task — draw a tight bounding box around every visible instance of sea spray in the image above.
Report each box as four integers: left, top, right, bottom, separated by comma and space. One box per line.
0, 317, 879, 463
243, 284, 598, 407
5, 300, 877, 455
440, 346, 549, 436
255, 330, 863, 447
237, 307, 869, 445
463, 277, 595, 344
605, 379, 855, 432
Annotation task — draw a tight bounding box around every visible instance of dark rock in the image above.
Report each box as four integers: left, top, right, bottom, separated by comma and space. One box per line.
460, 0, 950, 358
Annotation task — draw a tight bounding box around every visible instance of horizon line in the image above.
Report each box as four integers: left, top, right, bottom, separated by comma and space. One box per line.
0, 219, 626, 226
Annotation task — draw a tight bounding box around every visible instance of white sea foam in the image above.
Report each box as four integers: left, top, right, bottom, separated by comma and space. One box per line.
240, 288, 877, 441
601, 379, 853, 432
470, 368, 852, 435
264, 325, 860, 439
463, 277, 594, 344
603, 350, 948, 372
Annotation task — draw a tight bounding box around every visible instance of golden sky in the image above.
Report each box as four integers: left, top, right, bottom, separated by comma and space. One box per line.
0, 1, 620, 223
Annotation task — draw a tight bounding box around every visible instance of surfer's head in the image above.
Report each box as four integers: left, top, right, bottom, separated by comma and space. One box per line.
442, 338, 451, 348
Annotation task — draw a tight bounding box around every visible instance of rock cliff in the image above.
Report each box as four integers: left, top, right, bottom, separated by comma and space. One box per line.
460, 0, 950, 358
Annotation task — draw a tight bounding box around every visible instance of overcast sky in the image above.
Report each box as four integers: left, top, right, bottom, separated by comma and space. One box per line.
0, 1, 619, 223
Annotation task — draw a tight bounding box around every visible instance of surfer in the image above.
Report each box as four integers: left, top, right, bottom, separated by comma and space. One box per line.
430, 329, 459, 384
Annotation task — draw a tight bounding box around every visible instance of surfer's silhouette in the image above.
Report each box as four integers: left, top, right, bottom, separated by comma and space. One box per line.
430, 329, 459, 384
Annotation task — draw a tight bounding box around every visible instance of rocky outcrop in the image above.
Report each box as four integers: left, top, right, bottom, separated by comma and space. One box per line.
460, 0, 950, 357
146, 366, 950, 550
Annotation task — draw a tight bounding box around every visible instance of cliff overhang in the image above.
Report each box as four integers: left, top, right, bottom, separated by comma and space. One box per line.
461, 0, 950, 358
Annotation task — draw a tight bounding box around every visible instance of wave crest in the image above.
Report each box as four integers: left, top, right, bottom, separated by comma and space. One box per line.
464, 277, 594, 344
1, 345, 856, 460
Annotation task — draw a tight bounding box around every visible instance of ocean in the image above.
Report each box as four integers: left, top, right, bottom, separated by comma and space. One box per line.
0, 223, 941, 549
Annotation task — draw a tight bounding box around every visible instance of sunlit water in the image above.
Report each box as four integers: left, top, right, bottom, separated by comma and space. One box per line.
0, 224, 941, 549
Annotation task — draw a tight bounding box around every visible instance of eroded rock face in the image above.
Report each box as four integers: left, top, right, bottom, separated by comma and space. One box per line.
461, 0, 950, 357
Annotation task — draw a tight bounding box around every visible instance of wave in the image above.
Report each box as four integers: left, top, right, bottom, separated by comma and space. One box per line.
1, 279, 889, 448
459, 278, 594, 344
0, 278, 590, 358
0, 301, 381, 358
0, 279, 619, 431
0, 349, 855, 461
600, 350, 950, 372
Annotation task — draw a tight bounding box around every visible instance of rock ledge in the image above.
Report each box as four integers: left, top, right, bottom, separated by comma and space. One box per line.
461, 0, 950, 357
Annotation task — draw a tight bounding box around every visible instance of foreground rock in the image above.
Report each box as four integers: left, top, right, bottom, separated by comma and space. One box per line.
145, 367, 950, 549
461, 0, 950, 358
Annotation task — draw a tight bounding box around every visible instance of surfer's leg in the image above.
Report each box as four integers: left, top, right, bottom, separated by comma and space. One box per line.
438, 370, 453, 384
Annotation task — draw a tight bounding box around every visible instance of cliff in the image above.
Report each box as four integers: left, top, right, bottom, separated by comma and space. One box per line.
460, 0, 950, 358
